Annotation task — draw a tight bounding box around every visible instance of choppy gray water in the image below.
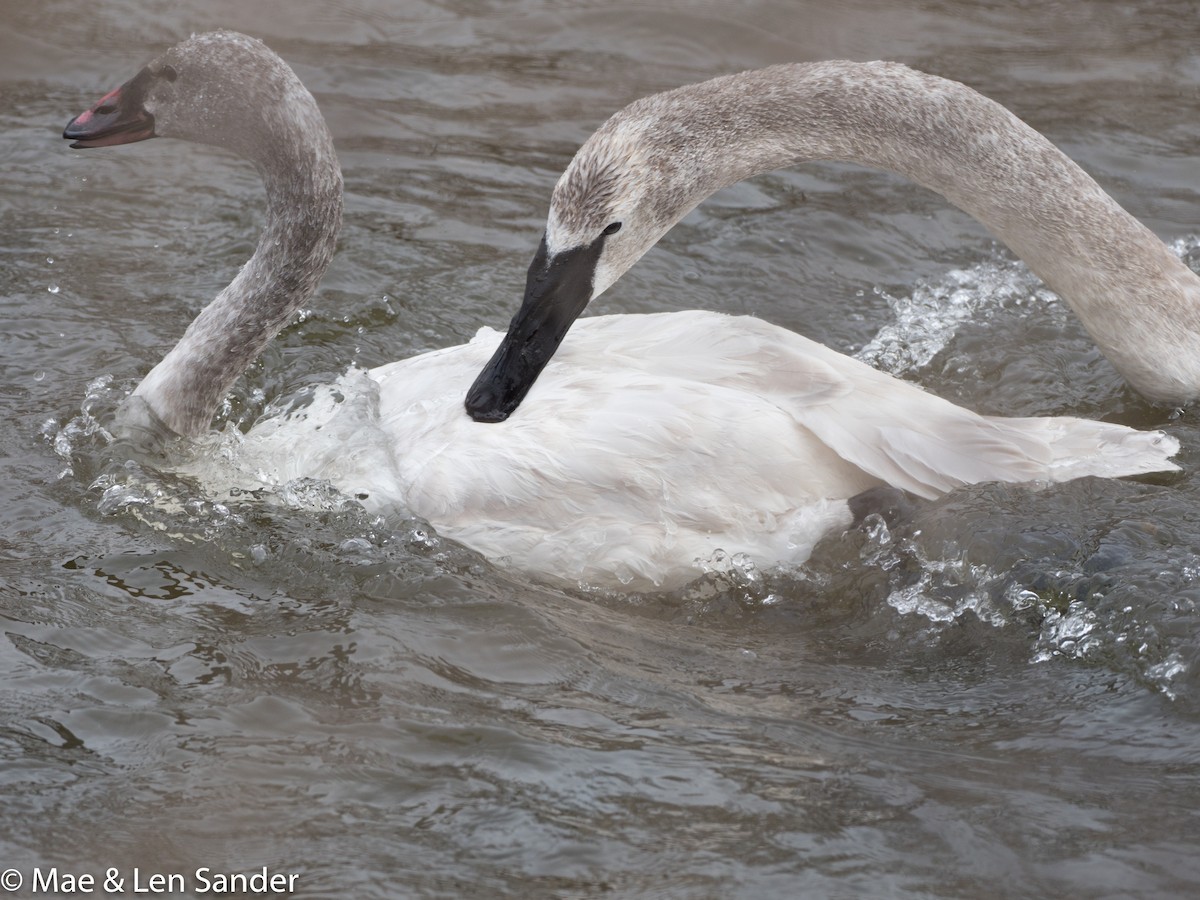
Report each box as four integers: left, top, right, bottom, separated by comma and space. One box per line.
3, 1, 1200, 897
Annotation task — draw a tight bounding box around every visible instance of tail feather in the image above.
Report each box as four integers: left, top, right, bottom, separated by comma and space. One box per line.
997, 414, 1180, 481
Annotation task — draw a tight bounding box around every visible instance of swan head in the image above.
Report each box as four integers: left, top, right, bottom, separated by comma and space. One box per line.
64, 31, 325, 164
465, 105, 716, 422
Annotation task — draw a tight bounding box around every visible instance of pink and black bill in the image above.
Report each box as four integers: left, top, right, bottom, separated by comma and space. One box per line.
63, 66, 160, 148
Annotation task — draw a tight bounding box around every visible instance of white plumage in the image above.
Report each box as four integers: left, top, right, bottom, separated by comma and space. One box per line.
193, 310, 1177, 589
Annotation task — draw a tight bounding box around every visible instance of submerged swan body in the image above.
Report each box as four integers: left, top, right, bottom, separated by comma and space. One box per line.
467, 60, 1200, 418
64, 34, 1179, 590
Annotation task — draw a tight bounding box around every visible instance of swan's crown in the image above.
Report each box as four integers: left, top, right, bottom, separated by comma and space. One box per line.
548, 121, 645, 249
543, 68, 806, 300
546, 112, 689, 299
141, 31, 327, 165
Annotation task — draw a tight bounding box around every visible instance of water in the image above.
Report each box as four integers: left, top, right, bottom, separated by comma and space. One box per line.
3, 1, 1200, 896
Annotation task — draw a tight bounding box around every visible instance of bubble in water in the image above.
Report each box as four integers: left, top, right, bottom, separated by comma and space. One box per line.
33, 371, 45, 382
1145, 653, 1188, 700
1031, 600, 1100, 662
47, 284, 60, 294
96, 481, 153, 516
46, 256, 54, 265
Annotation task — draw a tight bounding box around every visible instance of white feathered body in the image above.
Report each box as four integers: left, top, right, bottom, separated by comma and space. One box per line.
189, 311, 1178, 589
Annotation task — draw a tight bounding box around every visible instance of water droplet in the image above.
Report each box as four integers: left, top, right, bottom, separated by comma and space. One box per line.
47, 284, 60, 294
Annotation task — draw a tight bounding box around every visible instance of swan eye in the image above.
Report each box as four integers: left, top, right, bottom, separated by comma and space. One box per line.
160, 65, 178, 82
602, 221, 622, 236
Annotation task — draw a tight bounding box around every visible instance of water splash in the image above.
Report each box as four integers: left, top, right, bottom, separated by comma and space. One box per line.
856, 252, 1053, 375
1144, 653, 1189, 701
836, 498, 1197, 702
43, 375, 121, 475
872, 537, 1009, 628
858, 237, 1200, 378
1030, 597, 1102, 662
1171, 234, 1200, 274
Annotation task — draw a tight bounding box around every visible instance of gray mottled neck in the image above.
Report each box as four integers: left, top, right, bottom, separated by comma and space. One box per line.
126, 118, 342, 438
631, 61, 1200, 403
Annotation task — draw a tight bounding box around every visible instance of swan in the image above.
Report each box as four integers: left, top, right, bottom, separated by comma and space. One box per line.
63, 33, 1178, 591
465, 60, 1200, 419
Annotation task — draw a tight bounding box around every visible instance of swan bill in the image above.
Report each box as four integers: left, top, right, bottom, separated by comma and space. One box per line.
464, 234, 601, 422
64, 67, 156, 148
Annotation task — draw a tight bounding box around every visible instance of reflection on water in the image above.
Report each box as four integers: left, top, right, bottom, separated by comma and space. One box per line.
3, 0, 1200, 896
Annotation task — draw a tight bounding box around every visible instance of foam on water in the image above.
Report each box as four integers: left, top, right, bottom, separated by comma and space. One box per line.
856, 250, 1057, 375
857, 236, 1200, 379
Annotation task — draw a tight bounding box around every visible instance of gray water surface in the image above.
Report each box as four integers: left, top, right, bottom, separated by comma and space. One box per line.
3, 1, 1200, 897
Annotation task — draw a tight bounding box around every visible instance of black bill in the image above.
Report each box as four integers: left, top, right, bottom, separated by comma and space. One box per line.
464, 233, 604, 422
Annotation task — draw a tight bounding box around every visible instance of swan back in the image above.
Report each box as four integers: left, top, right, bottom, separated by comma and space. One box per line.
202, 311, 1177, 589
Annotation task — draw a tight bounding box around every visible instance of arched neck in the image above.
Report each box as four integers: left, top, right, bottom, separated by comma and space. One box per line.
126, 133, 343, 438
650, 61, 1200, 403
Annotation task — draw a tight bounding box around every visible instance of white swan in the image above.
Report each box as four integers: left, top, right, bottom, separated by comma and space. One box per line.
64, 33, 1178, 590
465, 60, 1200, 418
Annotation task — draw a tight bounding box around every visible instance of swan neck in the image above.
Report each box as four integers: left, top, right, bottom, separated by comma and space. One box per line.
128, 125, 342, 439
647, 62, 1200, 403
